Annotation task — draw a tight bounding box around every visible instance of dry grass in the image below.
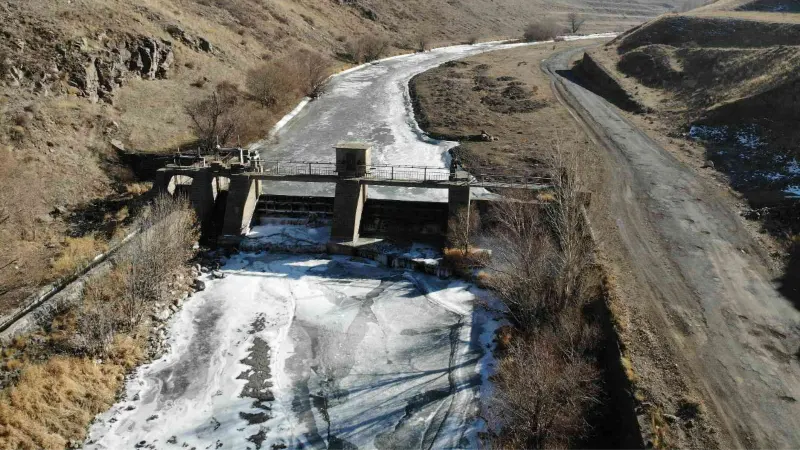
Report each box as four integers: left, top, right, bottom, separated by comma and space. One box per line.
50, 236, 106, 278
0, 356, 125, 450
124, 182, 152, 196
0, 195, 192, 449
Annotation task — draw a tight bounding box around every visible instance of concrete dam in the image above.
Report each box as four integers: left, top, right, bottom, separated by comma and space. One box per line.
153, 142, 549, 246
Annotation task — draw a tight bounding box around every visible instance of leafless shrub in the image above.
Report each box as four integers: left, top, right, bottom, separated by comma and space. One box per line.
71, 274, 124, 356
485, 143, 592, 329
567, 12, 586, 34
246, 59, 298, 109
415, 32, 430, 53
293, 49, 332, 98
490, 328, 600, 449
185, 82, 242, 151
523, 20, 563, 42
345, 36, 390, 63
113, 194, 198, 328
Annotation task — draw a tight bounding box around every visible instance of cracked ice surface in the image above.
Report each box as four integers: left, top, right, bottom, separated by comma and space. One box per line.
85, 254, 500, 449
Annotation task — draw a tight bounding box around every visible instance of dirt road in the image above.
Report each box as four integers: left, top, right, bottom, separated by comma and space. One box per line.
544, 47, 800, 448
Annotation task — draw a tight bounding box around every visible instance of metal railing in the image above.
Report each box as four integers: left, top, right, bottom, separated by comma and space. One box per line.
164, 157, 554, 188
253, 161, 454, 183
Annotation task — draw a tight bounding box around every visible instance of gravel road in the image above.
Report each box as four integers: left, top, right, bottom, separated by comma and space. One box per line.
544, 47, 800, 448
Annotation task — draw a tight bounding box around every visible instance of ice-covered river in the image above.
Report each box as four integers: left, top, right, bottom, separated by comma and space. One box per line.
85, 35, 614, 449
85, 254, 499, 449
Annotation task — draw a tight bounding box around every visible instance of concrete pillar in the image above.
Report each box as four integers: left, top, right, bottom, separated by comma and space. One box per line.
152, 168, 172, 194
188, 169, 215, 226
222, 175, 260, 236
447, 186, 471, 245
331, 180, 367, 242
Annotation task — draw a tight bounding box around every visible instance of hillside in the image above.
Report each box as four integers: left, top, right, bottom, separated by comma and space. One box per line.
0, 0, 681, 315
582, 12, 800, 296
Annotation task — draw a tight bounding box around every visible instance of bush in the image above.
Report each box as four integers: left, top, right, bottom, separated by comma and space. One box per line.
490, 327, 600, 449
246, 59, 299, 108
293, 49, 332, 98
523, 20, 563, 42
344, 36, 390, 63
246, 50, 332, 105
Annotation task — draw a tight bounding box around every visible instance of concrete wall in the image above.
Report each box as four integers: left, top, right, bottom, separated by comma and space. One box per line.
222, 175, 260, 235
361, 199, 448, 238
331, 180, 367, 242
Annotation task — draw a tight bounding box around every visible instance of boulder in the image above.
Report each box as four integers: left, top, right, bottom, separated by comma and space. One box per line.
211, 270, 226, 279
192, 278, 206, 291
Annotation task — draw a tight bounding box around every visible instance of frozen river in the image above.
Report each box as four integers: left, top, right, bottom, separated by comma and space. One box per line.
85, 254, 499, 449
85, 35, 614, 449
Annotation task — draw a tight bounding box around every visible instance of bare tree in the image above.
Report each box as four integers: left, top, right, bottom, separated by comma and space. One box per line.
544, 142, 593, 308
485, 140, 592, 328
567, 12, 586, 34
185, 83, 241, 151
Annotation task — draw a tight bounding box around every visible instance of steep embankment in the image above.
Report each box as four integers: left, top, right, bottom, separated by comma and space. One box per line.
0, 0, 680, 315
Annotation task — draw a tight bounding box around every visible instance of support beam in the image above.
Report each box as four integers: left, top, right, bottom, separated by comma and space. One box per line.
331, 180, 367, 242
152, 168, 172, 194
188, 169, 215, 226
222, 175, 260, 236
447, 186, 471, 244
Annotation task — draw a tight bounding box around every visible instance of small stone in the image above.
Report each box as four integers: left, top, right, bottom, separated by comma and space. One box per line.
211, 270, 225, 279
663, 413, 679, 424
167, 436, 178, 444
193, 278, 206, 291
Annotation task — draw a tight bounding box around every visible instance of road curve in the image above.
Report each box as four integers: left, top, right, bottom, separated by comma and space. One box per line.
544, 47, 800, 448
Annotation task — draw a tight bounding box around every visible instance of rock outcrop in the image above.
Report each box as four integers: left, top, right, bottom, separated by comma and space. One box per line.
64, 36, 175, 103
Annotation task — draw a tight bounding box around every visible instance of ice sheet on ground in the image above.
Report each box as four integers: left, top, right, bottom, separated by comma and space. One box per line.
247, 221, 331, 247
85, 253, 500, 450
